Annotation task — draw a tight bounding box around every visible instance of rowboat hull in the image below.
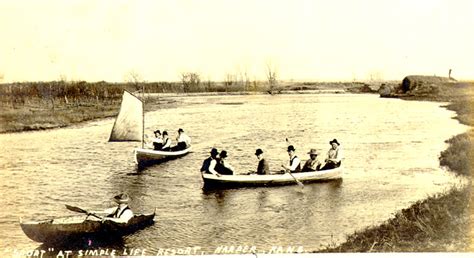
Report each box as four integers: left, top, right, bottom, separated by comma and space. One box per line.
134, 147, 191, 165
20, 212, 155, 243
202, 167, 343, 188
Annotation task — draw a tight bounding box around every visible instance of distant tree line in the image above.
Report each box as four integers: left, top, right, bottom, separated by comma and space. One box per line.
0, 79, 272, 109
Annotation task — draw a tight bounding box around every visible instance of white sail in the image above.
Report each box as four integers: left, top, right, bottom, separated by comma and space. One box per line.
109, 91, 143, 142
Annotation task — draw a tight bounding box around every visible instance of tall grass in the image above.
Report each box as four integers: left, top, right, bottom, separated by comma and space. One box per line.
439, 133, 472, 176
320, 187, 470, 252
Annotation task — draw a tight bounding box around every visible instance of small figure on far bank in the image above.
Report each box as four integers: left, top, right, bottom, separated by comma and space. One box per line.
102, 193, 134, 224
320, 139, 344, 170
255, 148, 269, 175
152, 130, 163, 150
302, 149, 322, 172
215, 150, 234, 175
161, 131, 172, 151
281, 145, 301, 173
174, 128, 191, 151
201, 148, 220, 175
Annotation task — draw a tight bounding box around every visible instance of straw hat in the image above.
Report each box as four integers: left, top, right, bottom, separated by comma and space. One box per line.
113, 193, 130, 204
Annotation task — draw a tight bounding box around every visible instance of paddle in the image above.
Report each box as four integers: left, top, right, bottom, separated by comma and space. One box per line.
283, 138, 304, 188
65, 205, 103, 220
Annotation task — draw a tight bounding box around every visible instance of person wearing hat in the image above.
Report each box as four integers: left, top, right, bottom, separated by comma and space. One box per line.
321, 139, 344, 170
302, 149, 322, 172
281, 145, 301, 173
174, 128, 191, 151
201, 148, 220, 176
215, 150, 234, 175
161, 131, 172, 151
255, 148, 269, 175
152, 130, 163, 150
102, 193, 134, 224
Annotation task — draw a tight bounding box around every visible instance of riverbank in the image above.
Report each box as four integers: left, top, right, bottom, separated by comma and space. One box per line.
0, 81, 376, 133
319, 81, 473, 252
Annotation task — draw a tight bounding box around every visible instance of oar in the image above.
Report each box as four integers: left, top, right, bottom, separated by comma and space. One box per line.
65, 205, 103, 220
284, 137, 304, 188
282, 166, 304, 188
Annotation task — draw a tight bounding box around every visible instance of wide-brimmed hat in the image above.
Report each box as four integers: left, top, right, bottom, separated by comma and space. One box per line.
307, 149, 320, 155
220, 150, 228, 158
154, 130, 161, 135
287, 145, 296, 152
329, 139, 340, 145
113, 193, 130, 204
255, 148, 264, 156
210, 148, 218, 155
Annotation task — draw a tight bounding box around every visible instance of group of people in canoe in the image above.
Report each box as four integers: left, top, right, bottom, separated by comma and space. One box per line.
91, 138, 342, 224
201, 138, 344, 176
147, 128, 191, 151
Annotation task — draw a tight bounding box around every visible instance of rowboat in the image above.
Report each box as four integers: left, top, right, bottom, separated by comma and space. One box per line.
201, 167, 343, 188
20, 211, 155, 243
134, 146, 191, 165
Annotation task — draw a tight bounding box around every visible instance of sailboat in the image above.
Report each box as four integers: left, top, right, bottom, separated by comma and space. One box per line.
109, 91, 191, 166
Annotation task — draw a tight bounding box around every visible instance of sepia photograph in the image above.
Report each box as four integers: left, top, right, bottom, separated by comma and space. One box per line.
0, 1, 473, 257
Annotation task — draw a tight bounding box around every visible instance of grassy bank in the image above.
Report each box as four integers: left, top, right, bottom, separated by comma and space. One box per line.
319, 82, 473, 252
0, 80, 375, 133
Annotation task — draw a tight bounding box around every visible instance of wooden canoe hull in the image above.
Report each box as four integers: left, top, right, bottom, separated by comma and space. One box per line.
202, 167, 343, 188
20, 212, 155, 243
134, 147, 191, 165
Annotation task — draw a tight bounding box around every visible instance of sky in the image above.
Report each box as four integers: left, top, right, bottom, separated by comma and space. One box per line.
0, 0, 473, 83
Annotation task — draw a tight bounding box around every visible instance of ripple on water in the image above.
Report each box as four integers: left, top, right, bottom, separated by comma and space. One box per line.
0, 94, 469, 252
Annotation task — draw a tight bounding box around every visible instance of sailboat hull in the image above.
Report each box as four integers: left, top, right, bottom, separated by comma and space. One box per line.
134, 147, 192, 165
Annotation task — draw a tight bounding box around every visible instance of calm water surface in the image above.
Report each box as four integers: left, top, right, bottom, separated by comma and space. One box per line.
0, 94, 469, 255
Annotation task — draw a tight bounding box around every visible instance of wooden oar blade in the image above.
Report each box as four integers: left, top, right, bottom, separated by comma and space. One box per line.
65, 204, 87, 214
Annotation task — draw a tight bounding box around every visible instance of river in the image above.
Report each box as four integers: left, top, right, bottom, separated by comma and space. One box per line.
0, 93, 469, 256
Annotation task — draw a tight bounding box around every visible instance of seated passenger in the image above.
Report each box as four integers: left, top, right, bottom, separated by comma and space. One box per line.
320, 139, 344, 170
302, 149, 322, 172
255, 148, 269, 175
201, 148, 220, 175
173, 128, 191, 151
161, 131, 172, 151
152, 130, 163, 150
215, 150, 234, 175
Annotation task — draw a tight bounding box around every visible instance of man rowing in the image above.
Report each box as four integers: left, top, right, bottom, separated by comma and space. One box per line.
281, 145, 301, 173
101, 193, 134, 224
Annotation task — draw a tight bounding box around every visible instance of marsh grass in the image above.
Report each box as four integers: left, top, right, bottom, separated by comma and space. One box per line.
320, 187, 470, 252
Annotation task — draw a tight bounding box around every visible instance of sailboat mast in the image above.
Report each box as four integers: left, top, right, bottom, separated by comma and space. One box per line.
142, 84, 145, 148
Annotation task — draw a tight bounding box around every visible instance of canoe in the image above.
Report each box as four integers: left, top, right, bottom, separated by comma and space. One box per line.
20, 211, 155, 243
134, 146, 191, 165
201, 167, 342, 188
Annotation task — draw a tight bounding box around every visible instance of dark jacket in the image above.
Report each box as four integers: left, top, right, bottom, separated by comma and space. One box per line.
200, 157, 213, 173
257, 158, 269, 175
